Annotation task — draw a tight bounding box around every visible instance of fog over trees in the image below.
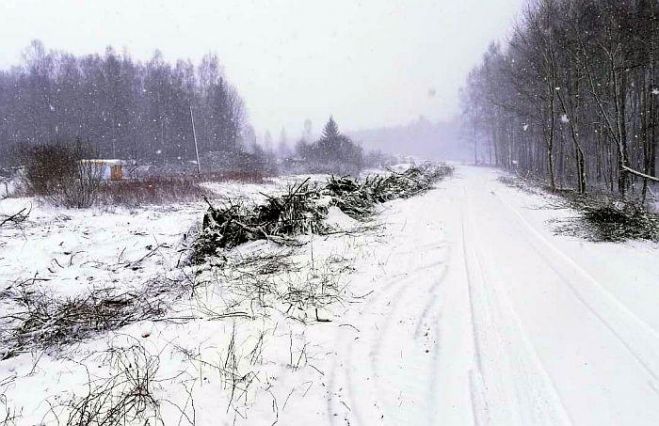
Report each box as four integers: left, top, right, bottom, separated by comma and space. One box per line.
462, 0, 659, 201
0, 40, 245, 164
0, 40, 373, 176
350, 117, 465, 161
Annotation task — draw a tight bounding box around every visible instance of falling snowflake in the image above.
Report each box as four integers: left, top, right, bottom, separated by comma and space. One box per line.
652, 88, 659, 96
560, 114, 570, 123
156, 149, 162, 155
523, 124, 529, 131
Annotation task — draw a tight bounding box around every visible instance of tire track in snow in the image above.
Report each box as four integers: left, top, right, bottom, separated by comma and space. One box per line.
328, 273, 429, 425
365, 262, 446, 424
324, 169, 659, 425
413, 262, 449, 339
460, 187, 572, 426
326, 194, 450, 425
493, 191, 659, 385
326, 272, 411, 424
460, 202, 490, 426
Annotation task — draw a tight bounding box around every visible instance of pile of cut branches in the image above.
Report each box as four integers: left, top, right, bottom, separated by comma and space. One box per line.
194, 179, 328, 261
569, 199, 659, 242
496, 175, 542, 195
321, 163, 454, 219
194, 163, 453, 263
381, 164, 453, 199
323, 176, 376, 219
498, 172, 659, 243
0, 286, 166, 359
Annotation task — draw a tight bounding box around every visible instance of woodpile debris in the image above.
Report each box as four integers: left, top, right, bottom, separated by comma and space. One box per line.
573, 199, 659, 242
194, 163, 453, 262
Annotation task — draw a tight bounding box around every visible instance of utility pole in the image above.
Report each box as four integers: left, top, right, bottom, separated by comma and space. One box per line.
190, 105, 201, 173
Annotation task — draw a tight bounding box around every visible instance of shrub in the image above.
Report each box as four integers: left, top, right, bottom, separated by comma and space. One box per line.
97, 176, 210, 206
94, 171, 266, 206
19, 141, 102, 208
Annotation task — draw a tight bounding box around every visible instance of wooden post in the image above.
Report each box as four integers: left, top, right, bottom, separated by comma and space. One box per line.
190, 105, 201, 174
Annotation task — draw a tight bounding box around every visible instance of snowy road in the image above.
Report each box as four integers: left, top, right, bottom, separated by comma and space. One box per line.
324, 166, 659, 426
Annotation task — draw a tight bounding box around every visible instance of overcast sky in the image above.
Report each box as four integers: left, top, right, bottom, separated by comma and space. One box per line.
0, 0, 523, 138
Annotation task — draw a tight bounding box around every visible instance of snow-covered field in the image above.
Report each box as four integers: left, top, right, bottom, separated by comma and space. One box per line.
1, 166, 659, 425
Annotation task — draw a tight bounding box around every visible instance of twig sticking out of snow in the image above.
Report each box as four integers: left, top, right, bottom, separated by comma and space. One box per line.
51, 340, 196, 426
0, 375, 18, 426
0, 282, 170, 359
0, 206, 30, 230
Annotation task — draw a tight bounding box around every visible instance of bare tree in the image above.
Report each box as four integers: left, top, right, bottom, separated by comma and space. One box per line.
0, 41, 247, 167
462, 0, 659, 202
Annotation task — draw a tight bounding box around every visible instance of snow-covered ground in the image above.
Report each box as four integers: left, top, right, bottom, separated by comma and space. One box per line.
2, 166, 659, 425
0, 175, 314, 303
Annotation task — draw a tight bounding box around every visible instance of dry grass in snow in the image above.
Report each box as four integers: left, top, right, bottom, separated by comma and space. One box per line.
0, 165, 452, 425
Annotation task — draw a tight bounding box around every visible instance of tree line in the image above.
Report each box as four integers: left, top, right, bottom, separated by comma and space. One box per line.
0, 41, 381, 177
462, 0, 658, 201
0, 40, 245, 165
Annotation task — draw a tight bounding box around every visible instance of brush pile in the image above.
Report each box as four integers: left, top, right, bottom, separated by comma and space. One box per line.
1, 285, 167, 359
194, 163, 453, 262
194, 179, 328, 261
573, 199, 659, 242
323, 176, 375, 219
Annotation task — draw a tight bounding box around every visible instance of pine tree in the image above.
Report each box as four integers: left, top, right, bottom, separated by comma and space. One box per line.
304, 116, 362, 174
322, 116, 340, 140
